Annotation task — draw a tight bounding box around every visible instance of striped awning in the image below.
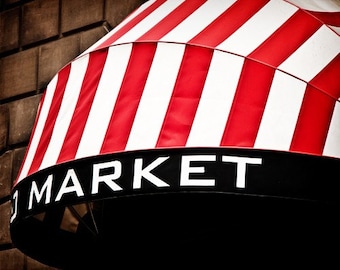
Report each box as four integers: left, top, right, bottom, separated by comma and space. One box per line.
15, 0, 340, 185
10, 1, 340, 268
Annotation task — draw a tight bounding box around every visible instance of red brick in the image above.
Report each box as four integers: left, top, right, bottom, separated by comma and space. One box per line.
22, 0, 59, 46
8, 94, 42, 145
0, 201, 11, 245
2, 0, 20, 6
0, 105, 9, 152
61, 0, 104, 33
0, 249, 25, 270
0, 7, 20, 53
11, 147, 26, 183
80, 25, 108, 53
38, 35, 80, 89
27, 255, 62, 270
0, 48, 38, 100
0, 151, 12, 199
105, 0, 147, 29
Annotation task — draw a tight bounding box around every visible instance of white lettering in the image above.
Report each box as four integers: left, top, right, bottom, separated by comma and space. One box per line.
222, 156, 262, 188
92, 160, 122, 194
55, 169, 84, 201
10, 190, 18, 223
28, 174, 53, 210
180, 155, 216, 186
17, 153, 265, 215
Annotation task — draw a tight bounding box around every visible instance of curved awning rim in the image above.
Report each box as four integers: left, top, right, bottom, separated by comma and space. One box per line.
57, 40, 340, 102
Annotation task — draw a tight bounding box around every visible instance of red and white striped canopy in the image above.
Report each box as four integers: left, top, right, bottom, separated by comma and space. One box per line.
16, 0, 340, 185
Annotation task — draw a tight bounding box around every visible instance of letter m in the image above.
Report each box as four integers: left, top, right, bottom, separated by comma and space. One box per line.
28, 174, 53, 210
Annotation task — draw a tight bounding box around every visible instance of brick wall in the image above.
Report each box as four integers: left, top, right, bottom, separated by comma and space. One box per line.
0, 0, 146, 269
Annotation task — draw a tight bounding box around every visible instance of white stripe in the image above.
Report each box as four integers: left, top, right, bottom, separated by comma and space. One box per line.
279, 25, 340, 82
330, 25, 340, 35
254, 70, 306, 151
76, 44, 133, 158
125, 42, 185, 150
160, 0, 237, 43
217, 0, 297, 56
17, 75, 58, 182
79, 0, 157, 57
285, 0, 340, 12
323, 101, 340, 158
115, 0, 184, 44
39, 55, 90, 171
186, 51, 243, 147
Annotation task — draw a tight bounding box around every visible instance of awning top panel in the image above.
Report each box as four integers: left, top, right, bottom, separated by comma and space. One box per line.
82, 0, 340, 56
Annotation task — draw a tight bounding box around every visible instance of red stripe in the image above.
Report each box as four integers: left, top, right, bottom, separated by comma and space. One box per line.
290, 54, 340, 155
307, 11, 340, 27
100, 43, 157, 154
189, 0, 270, 47
310, 54, 340, 100
27, 64, 71, 175
95, 0, 166, 51
137, 0, 206, 41
220, 60, 275, 147
290, 87, 335, 155
156, 45, 213, 147
249, 9, 322, 67
57, 50, 108, 163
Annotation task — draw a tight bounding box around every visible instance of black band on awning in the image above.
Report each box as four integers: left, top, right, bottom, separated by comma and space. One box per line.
10, 147, 340, 223
10, 147, 340, 268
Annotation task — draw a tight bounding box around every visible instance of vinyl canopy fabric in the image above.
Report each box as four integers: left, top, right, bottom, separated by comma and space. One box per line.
15, 0, 340, 185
